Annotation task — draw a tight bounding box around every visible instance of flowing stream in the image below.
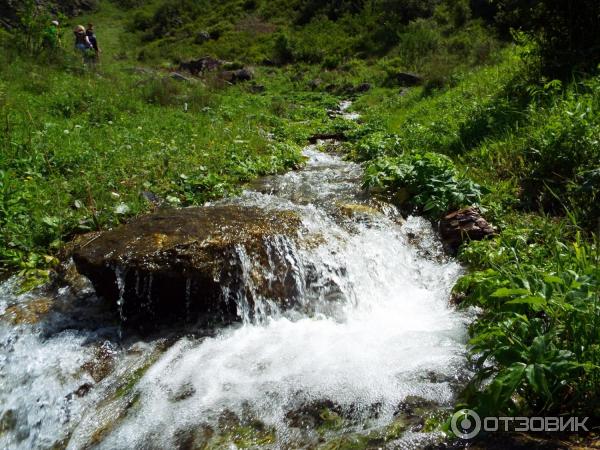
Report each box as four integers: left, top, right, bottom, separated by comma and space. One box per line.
0, 105, 471, 449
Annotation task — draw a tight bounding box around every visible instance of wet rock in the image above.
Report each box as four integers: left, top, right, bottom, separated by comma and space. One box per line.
82, 342, 117, 383
439, 207, 497, 254
337, 203, 381, 220
71, 206, 301, 328
0, 297, 53, 325
73, 383, 94, 398
308, 132, 346, 144
174, 425, 214, 450
179, 56, 223, 75
396, 395, 440, 416
0, 409, 17, 434
286, 400, 343, 429
395, 72, 423, 86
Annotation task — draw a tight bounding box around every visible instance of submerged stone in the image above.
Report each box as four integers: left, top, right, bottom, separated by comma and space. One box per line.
71, 205, 302, 328
0, 297, 53, 325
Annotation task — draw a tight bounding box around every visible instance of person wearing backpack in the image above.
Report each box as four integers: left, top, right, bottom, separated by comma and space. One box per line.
74, 25, 91, 50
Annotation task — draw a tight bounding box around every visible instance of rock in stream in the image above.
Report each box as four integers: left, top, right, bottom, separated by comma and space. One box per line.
72, 205, 302, 328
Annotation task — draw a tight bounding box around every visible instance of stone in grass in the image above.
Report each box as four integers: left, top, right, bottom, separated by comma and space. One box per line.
71, 205, 302, 329
220, 68, 253, 84
395, 72, 423, 86
439, 207, 497, 254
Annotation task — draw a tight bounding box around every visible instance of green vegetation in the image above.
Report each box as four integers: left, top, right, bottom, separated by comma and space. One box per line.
1, 0, 599, 443
350, 28, 600, 426
363, 152, 483, 219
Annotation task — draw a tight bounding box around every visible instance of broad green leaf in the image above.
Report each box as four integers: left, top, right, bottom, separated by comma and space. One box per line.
543, 275, 564, 284
491, 288, 530, 298
506, 296, 547, 307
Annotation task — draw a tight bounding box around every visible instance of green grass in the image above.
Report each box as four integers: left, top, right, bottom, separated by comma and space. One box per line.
349, 47, 600, 420
0, 49, 340, 278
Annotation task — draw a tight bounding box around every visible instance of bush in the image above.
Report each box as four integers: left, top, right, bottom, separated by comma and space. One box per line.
456, 229, 600, 417
363, 152, 483, 218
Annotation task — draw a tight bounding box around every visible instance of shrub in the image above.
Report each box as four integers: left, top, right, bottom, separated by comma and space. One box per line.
494, 0, 600, 77
363, 152, 483, 218
141, 77, 183, 106
456, 230, 600, 417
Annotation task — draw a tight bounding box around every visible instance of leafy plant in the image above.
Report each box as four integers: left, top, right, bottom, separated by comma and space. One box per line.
363, 152, 483, 218
456, 231, 600, 417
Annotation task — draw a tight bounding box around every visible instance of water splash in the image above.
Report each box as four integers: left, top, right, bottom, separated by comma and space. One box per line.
97, 212, 468, 449
93, 144, 469, 448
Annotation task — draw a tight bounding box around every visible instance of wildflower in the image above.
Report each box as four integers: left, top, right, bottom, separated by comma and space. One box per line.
108, 120, 113, 125
63, 129, 70, 134
166, 195, 181, 205
114, 203, 130, 215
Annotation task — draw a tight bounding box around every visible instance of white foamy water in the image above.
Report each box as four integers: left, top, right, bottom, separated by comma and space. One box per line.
90, 148, 469, 449
0, 111, 470, 449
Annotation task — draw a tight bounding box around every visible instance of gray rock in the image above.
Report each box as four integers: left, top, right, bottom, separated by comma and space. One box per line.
179, 56, 224, 75
396, 72, 423, 86
220, 68, 253, 84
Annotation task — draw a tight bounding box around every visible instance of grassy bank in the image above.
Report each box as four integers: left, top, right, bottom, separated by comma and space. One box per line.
0, 46, 348, 284
349, 47, 600, 423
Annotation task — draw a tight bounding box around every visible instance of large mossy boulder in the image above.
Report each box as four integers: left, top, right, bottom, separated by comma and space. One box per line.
72, 206, 302, 329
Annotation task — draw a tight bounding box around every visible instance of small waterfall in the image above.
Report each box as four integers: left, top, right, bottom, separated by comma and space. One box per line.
218, 235, 308, 324
114, 266, 127, 323
90, 146, 469, 449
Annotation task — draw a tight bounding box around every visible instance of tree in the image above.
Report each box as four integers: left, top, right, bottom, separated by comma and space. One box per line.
493, 0, 600, 77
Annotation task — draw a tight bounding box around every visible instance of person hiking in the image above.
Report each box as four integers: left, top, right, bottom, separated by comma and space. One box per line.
86, 23, 101, 62
42, 20, 61, 50
73, 25, 92, 63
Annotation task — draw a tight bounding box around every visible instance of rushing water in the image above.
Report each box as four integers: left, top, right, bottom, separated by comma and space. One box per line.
0, 107, 471, 449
